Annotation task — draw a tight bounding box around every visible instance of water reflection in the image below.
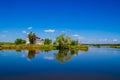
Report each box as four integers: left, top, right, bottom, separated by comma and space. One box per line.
1, 48, 120, 80
16, 50, 22, 52
26, 50, 39, 59
54, 49, 79, 64
24, 49, 88, 63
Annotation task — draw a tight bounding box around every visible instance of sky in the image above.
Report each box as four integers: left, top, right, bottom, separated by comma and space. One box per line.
0, 0, 120, 44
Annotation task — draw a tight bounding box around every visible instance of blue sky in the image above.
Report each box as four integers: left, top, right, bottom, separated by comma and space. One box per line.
0, 0, 120, 43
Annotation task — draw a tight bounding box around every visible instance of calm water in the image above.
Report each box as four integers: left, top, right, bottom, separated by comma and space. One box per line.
0, 47, 120, 80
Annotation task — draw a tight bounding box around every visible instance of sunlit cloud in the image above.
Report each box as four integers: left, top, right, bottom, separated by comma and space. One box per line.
44, 29, 55, 33
22, 30, 27, 34
78, 36, 84, 40
73, 34, 84, 39
61, 30, 66, 33
113, 39, 118, 42
99, 38, 108, 42
61, 29, 72, 33
21, 54, 25, 58
44, 56, 54, 60
72, 34, 80, 37
28, 27, 32, 30
103, 39, 108, 41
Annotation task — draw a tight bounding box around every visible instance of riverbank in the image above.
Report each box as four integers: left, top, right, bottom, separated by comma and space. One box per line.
83, 44, 120, 48
109, 46, 120, 48
0, 44, 88, 51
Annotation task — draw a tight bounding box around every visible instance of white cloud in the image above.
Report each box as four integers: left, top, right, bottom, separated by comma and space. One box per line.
22, 30, 27, 34
99, 38, 108, 42
28, 27, 32, 30
72, 34, 80, 37
21, 54, 25, 58
103, 39, 108, 41
72, 34, 85, 41
44, 56, 54, 60
61, 30, 66, 33
44, 29, 55, 33
78, 36, 84, 40
113, 39, 118, 42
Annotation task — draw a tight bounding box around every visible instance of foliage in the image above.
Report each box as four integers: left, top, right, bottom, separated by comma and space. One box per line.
28, 32, 36, 44
54, 34, 73, 48
54, 34, 80, 49
0, 42, 4, 46
71, 40, 78, 46
44, 38, 52, 45
0, 42, 14, 45
14, 38, 26, 44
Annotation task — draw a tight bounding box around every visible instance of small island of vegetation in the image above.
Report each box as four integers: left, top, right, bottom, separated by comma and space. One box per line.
0, 32, 120, 51
0, 32, 88, 51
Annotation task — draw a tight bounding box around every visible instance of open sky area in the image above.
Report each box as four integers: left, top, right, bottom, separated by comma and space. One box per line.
0, 0, 120, 44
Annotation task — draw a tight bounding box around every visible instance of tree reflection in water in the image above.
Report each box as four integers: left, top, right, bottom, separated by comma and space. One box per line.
25, 49, 88, 63
26, 50, 39, 60
54, 49, 88, 64
16, 50, 22, 52
26, 50, 52, 60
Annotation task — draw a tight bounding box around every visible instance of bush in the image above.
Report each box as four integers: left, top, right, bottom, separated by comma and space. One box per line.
44, 38, 52, 45
14, 38, 26, 45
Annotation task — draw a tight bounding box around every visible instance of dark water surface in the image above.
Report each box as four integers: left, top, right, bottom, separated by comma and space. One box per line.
0, 47, 120, 80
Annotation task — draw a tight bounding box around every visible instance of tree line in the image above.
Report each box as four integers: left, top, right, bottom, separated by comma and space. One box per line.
1, 32, 79, 47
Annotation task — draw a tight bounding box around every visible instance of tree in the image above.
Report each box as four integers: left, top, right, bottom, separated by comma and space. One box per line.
44, 38, 52, 45
28, 32, 36, 44
54, 34, 73, 48
14, 38, 26, 44
71, 40, 78, 46
0, 42, 4, 46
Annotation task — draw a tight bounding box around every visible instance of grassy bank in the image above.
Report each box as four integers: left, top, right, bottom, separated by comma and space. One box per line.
0, 44, 89, 51
109, 46, 120, 48
0, 44, 56, 50
83, 44, 120, 48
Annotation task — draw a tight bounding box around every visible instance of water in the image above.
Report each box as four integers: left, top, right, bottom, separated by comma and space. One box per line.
0, 47, 120, 80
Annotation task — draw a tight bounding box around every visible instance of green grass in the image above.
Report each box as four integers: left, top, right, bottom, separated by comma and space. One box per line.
83, 44, 120, 48
0, 44, 55, 50
0, 44, 89, 51
109, 46, 120, 48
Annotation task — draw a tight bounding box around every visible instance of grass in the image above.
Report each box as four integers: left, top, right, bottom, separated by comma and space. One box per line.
0, 44, 89, 51
83, 44, 120, 48
69, 45, 88, 51
0, 44, 120, 51
109, 46, 120, 48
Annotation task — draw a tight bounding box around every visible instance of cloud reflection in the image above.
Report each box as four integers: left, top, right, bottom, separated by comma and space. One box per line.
44, 56, 54, 60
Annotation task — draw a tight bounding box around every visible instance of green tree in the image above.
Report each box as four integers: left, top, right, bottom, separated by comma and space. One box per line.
71, 40, 78, 46
28, 32, 36, 44
14, 38, 26, 44
0, 42, 4, 46
44, 38, 52, 45
21, 40, 26, 44
54, 34, 73, 48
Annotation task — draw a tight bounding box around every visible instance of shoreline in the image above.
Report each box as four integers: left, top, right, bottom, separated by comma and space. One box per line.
0, 44, 120, 51
0, 44, 89, 51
